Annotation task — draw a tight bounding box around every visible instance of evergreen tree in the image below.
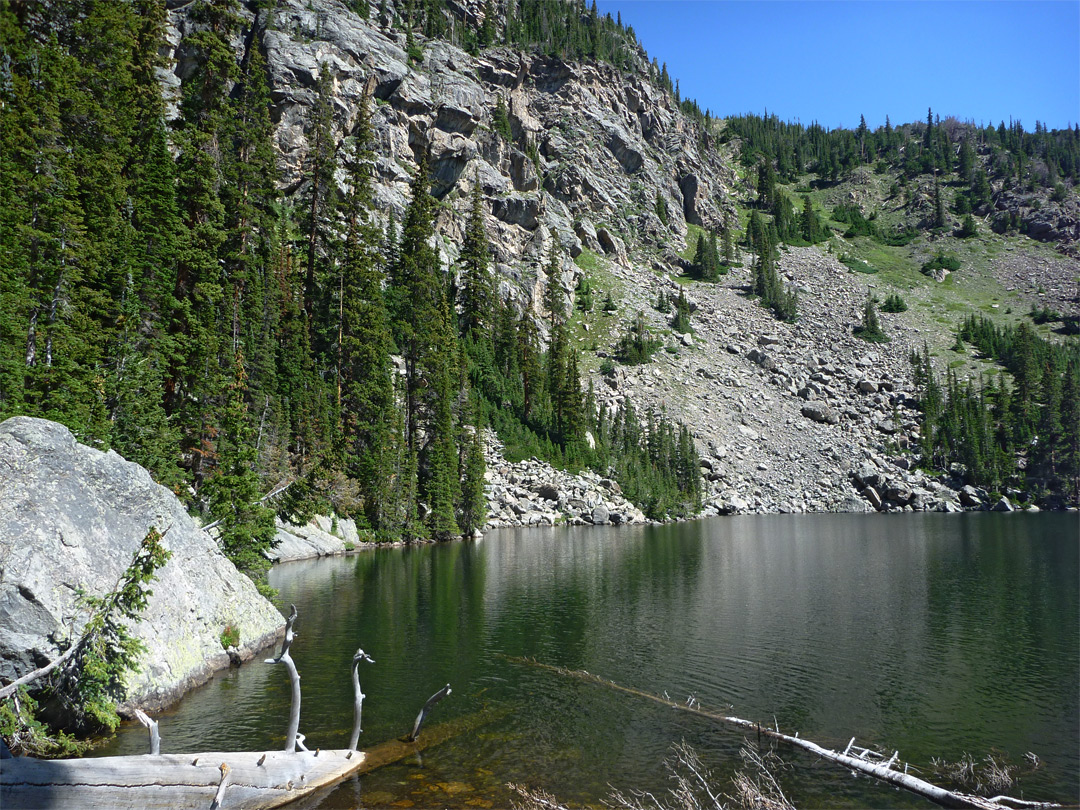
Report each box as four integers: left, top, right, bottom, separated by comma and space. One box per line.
854, 293, 888, 342
459, 176, 494, 340
458, 401, 487, 537
203, 350, 277, 592
339, 94, 400, 535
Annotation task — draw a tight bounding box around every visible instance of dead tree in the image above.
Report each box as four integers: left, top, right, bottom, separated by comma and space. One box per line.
506, 658, 1066, 810
407, 684, 451, 742
264, 605, 301, 753
349, 648, 375, 751
133, 709, 160, 756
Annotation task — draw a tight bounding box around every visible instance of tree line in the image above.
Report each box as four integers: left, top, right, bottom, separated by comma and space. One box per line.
910, 319, 1080, 505
0, 0, 703, 593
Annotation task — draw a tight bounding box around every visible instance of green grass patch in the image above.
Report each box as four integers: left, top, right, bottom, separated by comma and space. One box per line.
680, 224, 706, 262
574, 248, 601, 272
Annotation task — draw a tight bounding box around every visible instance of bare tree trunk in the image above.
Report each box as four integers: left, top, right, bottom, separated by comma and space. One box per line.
0, 647, 77, 701
265, 605, 301, 753
349, 648, 374, 751
408, 684, 450, 742
133, 709, 160, 756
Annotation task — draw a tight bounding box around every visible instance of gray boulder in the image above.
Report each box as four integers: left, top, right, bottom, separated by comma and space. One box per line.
801, 402, 840, 425
0, 417, 284, 712
992, 496, 1015, 513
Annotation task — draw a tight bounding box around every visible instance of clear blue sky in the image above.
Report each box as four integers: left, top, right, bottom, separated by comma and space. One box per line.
596, 1, 1080, 131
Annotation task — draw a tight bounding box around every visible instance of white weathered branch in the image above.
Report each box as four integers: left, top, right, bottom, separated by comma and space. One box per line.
133, 709, 159, 756
264, 605, 301, 753
408, 684, 451, 742
209, 762, 231, 810
0, 646, 77, 701
203, 480, 294, 532
506, 658, 1066, 810
349, 648, 375, 751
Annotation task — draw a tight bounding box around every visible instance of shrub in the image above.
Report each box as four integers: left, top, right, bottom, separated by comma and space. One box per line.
956, 214, 978, 238
599, 358, 616, 375
881, 293, 908, 313
220, 624, 240, 650
921, 251, 961, 276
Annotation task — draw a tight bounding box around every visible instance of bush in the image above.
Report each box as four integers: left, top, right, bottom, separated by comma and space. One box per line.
881, 293, 908, 313
220, 624, 240, 650
1051, 182, 1067, 202
599, 358, 616, 375
841, 255, 878, 274
921, 251, 961, 276
616, 312, 661, 365
956, 214, 978, 238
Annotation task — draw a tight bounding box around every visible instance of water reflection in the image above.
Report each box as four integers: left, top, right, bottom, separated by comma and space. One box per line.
97, 513, 1079, 808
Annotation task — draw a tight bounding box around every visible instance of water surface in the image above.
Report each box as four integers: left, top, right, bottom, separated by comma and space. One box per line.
99, 513, 1080, 808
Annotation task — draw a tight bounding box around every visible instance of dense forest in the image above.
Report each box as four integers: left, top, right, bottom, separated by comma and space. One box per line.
0, 0, 701, 591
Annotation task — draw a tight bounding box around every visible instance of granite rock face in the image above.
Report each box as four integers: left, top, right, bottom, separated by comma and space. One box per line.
0, 417, 285, 712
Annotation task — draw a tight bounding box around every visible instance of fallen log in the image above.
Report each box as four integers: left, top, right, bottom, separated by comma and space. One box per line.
504, 657, 1066, 810
0, 707, 506, 810
0, 748, 368, 810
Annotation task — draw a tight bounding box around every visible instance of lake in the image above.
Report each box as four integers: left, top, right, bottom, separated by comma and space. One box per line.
98, 513, 1079, 808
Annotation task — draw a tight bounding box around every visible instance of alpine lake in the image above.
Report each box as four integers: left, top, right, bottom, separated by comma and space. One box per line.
97, 513, 1079, 808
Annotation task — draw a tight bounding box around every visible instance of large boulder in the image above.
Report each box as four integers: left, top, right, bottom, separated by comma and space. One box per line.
0, 417, 285, 712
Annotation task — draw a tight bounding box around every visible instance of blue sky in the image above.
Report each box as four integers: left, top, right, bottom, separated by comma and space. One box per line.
596, 1, 1080, 131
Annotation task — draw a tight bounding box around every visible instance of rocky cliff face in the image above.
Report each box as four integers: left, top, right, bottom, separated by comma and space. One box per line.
0, 417, 285, 712
165, 0, 733, 313
161, 1, 1058, 517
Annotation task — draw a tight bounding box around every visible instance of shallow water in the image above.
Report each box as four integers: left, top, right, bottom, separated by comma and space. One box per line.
98, 513, 1080, 808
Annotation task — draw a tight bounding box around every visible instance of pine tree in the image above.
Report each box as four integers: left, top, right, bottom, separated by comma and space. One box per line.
203, 350, 277, 592
339, 94, 400, 534
458, 402, 487, 537
459, 176, 494, 340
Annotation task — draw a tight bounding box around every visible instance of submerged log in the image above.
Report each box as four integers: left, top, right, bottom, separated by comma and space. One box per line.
505, 657, 1066, 810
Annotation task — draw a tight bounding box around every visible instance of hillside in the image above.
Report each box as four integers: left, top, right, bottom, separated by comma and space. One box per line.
1, 0, 1077, 565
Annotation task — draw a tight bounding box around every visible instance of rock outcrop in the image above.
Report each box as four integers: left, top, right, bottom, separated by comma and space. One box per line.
0, 417, 285, 712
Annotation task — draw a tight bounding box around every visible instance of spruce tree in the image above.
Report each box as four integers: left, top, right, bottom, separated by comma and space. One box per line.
339, 94, 400, 534
459, 176, 494, 340
204, 350, 277, 592
458, 402, 488, 537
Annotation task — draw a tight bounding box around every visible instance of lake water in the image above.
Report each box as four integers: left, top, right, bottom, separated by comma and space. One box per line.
98, 513, 1079, 808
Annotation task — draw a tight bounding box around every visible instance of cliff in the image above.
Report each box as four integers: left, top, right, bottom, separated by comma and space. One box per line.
0, 417, 285, 713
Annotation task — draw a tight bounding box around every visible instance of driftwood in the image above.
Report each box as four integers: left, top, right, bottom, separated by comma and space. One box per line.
0, 647, 77, 701
506, 657, 1066, 810
348, 648, 375, 751
265, 605, 302, 753
0, 707, 505, 810
133, 709, 160, 756
407, 683, 451, 742
0, 748, 368, 810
